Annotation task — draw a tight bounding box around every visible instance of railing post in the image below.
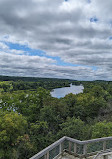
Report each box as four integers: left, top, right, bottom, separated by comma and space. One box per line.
47, 152, 49, 159
69, 141, 72, 152
83, 144, 87, 156
103, 141, 108, 159
44, 152, 49, 159
74, 143, 77, 154
59, 142, 63, 154
103, 141, 106, 151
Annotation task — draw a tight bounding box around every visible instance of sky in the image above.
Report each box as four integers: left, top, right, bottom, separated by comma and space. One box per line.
0, 0, 112, 80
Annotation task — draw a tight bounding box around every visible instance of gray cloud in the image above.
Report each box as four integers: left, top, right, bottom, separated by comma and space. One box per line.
0, 0, 112, 80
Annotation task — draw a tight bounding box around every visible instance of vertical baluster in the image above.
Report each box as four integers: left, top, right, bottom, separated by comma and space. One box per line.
83, 144, 87, 156
103, 141, 108, 159
59, 142, 63, 154
103, 141, 106, 151
47, 152, 49, 159
69, 141, 72, 152
55, 146, 58, 157
74, 143, 77, 154
44, 152, 49, 159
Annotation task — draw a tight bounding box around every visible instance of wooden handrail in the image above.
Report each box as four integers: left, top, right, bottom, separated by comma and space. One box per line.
66, 136, 112, 144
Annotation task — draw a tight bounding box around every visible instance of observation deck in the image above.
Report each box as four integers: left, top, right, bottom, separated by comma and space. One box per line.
30, 136, 112, 159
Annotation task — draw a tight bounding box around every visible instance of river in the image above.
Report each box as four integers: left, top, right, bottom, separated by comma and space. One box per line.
50, 83, 84, 98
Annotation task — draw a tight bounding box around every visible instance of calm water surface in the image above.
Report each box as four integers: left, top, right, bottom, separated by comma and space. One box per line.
50, 84, 84, 98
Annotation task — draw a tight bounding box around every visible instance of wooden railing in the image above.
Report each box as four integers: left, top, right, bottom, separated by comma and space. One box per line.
30, 136, 112, 159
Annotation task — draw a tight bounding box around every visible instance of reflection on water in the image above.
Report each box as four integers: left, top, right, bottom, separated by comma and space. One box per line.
50, 83, 84, 98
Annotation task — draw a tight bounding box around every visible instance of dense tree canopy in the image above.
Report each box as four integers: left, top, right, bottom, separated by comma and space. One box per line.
0, 77, 112, 158
0, 111, 27, 159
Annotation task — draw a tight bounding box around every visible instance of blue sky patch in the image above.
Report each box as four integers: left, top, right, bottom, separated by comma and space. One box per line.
5, 42, 45, 56
90, 17, 98, 23
92, 66, 97, 71
109, 36, 112, 40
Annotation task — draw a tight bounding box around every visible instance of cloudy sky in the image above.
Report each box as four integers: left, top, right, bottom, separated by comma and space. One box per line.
0, 0, 112, 80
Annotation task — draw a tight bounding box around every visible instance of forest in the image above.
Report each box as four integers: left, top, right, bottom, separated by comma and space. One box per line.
0, 76, 112, 159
